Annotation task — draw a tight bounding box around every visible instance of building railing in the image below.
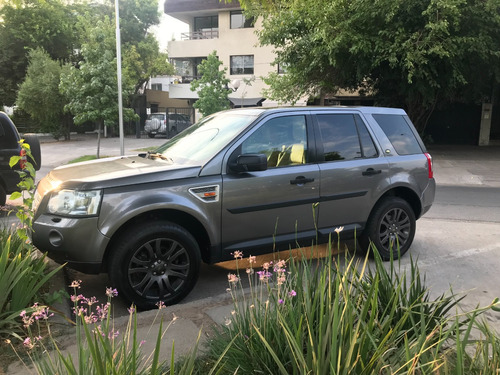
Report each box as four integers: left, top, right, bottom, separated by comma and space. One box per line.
172, 76, 202, 84
180, 30, 219, 40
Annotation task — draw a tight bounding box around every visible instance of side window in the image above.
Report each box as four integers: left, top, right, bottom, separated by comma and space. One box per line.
0, 118, 15, 149
241, 115, 307, 168
317, 114, 377, 161
355, 115, 378, 158
372, 114, 422, 155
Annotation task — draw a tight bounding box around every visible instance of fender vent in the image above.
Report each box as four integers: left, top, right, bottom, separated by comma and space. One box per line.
189, 185, 220, 203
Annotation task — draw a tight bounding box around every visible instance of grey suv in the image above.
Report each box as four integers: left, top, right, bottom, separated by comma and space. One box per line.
32, 107, 435, 309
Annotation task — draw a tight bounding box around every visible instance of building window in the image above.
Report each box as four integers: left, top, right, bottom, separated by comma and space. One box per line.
151, 83, 162, 91
194, 16, 218, 38
230, 55, 254, 75
230, 11, 254, 29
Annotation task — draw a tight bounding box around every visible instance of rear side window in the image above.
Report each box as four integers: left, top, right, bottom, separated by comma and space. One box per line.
372, 114, 422, 155
317, 114, 378, 161
0, 117, 17, 149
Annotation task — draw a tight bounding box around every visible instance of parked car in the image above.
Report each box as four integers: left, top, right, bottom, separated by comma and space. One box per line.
0, 112, 41, 206
32, 107, 435, 309
144, 112, 192, 138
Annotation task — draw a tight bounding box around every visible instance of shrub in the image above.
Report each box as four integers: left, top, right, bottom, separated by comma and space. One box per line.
0, 229, 62, 339
200, 236, 500, 374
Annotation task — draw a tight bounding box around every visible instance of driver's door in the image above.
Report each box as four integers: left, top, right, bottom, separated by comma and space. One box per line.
221, 114, 320, 255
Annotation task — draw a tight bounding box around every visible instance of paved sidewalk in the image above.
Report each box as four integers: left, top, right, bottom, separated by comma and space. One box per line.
4, 138, 500, 373
429, 143, 500, 187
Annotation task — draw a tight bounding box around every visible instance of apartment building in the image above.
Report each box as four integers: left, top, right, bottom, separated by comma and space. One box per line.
163, 0, 305, 108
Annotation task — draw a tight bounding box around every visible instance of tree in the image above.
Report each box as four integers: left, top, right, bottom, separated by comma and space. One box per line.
16, 49, 71, 140
190, 51, 231, 117
60, 16, 137, 157
0, 0, 80, 107
238, 0, 500, 133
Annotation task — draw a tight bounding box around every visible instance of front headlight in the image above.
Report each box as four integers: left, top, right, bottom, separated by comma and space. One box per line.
47, 189, 102, 216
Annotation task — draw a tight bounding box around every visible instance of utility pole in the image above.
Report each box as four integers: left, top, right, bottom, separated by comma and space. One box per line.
115, 0, 124, 155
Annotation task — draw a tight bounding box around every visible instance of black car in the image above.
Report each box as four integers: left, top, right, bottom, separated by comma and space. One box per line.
0, 112, 41, 206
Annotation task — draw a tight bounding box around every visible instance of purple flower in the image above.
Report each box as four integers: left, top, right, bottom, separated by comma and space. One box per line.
105, 287, 118, 298
288, 290, 297, 297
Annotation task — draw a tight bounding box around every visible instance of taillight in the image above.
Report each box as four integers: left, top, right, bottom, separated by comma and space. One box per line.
425, 152, 433, 179
20, 148, 27, 170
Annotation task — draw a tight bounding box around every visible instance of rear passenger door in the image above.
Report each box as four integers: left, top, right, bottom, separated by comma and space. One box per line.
314, 112, 389, 236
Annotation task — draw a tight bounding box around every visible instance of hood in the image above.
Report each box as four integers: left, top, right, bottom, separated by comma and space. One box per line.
40, 155, 201, 192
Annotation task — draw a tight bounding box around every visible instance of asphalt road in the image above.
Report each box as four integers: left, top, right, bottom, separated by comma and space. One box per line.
2, 135, 500, 328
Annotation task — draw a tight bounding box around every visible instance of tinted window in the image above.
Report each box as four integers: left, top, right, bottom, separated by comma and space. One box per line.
241, 115, 307, 168
0, 117, 16, 149
372, 114, 422, 155
355, 116, 378, 158
317, 114, 376, 161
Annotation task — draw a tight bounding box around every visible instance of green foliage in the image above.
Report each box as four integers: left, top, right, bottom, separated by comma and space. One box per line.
9, 140, 37, 241
240, 0, 500, 132
190, 51, 231, 117
0, 0, 80, 107
0, 229, 63, 339
59, 15, 137, 128
195, 239, 500, 374
1, 0, 170, 116
16, 48, 69, 139
122, 36, 175, 95
15, 284, 206, 374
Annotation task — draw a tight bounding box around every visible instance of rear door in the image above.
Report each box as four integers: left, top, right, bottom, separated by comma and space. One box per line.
221, 113, 320, 255
314, 112, 390, 236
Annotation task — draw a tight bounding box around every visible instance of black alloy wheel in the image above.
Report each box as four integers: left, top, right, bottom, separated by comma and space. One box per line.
109, 221, 201, 309
360, 197, 416, 260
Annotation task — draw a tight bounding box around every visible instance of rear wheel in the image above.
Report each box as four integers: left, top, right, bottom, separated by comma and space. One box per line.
108, 221, 201, 310
360, 197, 416, 260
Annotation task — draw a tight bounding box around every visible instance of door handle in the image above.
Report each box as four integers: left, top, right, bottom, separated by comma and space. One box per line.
362, 168, 382, 176
290, 176, 315, 185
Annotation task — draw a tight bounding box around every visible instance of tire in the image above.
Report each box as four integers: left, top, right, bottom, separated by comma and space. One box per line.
360, 197, 416, 261
147, 133, 155, 138
108, 221, 201, 310
23, 135, 42, 171
0, 184, 6, 206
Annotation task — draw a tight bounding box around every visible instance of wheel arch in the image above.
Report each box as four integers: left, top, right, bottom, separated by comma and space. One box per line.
103, 209, 212, 268
374, 186, 422, 220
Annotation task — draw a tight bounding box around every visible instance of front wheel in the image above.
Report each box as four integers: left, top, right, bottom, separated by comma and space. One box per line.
360, 197, 416, 260
108, 221, 201, 310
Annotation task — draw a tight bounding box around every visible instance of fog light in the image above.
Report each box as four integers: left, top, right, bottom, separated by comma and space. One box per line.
48, 230, 63, 247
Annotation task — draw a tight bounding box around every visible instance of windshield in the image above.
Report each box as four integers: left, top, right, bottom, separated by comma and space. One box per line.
152, 111, 257, 165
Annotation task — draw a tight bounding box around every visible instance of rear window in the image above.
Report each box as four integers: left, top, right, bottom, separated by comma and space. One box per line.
372, 114, 422, 155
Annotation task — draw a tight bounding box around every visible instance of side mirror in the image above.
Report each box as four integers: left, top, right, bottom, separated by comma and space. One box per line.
229, 153, 268, 173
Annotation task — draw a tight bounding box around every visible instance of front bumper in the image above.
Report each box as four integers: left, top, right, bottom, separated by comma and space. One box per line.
32, 214, 109, 274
